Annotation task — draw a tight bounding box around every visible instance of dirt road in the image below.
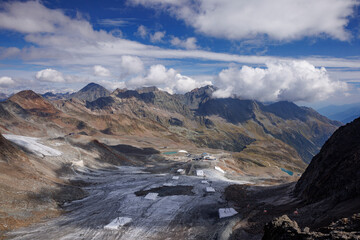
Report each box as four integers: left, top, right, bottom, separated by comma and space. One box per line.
7, 165, 247, 240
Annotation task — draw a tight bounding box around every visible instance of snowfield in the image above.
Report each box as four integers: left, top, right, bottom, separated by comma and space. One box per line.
3, 134, 62, 157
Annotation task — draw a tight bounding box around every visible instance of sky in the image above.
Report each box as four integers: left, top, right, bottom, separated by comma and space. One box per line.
0, 0, 359, 108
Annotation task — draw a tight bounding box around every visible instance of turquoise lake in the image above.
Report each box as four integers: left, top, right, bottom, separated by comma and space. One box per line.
281, 168, 294, 176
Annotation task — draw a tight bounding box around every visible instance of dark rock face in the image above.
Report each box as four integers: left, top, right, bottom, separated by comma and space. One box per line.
263, 214, 360, 240
182, 85, 215, 110
116, 89, 155, 103
71, 82, 110, 102
85, 96, 115, 110
168, 117, 183, 126
263, 101, 308, 121
197, 98, 257, 124
294, 117, 360, 203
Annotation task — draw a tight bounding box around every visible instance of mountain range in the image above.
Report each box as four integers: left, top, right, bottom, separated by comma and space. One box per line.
317, 103, 360, 124
0, 92, 8, 102
1, 82, 359, 239
0, 83, 341, 176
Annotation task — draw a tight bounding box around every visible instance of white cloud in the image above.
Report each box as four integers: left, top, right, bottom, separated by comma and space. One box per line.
0, 76, 16, 88
120, 55, 145, 76
0, 1, 66, 33
213, 60, 347, 102
99, 80, 126, 90
136, 25, 147, 38
0, 1, 359, 70
0, 0, 359, 96
35, 69, 65, 83
150, 31, 165, 43
129, 0, 358, 41
170, 37, 197, 50
93, 65, 111, 77
127, 64, 211, 93
64, 75, 89, 83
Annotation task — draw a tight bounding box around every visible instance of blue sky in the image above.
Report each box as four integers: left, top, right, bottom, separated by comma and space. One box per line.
0, 0, 359, 107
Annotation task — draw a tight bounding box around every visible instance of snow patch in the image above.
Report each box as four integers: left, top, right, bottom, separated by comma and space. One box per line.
4, 134, 62, 157
219, 208, 238, 218
201, 180, 209, 184
215, 166, 225, 174
172, 176, 179, 180
104, 217, 132, 230
196, 170, 204, 176
206, 187, 215, 193
178, 150, 188, 153
177, 169, 185, 173
144, 192, 158, 200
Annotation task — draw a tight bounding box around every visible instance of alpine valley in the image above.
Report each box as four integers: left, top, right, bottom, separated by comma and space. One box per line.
1, 83, 355, 240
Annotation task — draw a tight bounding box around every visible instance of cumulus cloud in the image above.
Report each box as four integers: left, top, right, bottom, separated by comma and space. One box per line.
0, 76, 16, 88
120, 55, 145, 76
129, 0, 357, 41
0, 0, 359, 96
213, 61, 347, 102
127, 64, 212, 93
170, 37, 197, 50
93, 65, 111, 77
36, 69, 65, 83
150, 31, 165, 43
0, 1, 359, 72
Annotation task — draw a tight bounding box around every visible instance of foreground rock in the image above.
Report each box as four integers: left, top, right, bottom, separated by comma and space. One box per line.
294, 117, 360, 203
263, 213, 360, 240
262, 117, 360, 239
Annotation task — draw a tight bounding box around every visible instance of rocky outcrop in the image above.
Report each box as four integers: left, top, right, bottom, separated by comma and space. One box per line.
168, 117, 183, 126
294, 117, 360, 203
263, 214, 360, 240
263, 117, 360, 239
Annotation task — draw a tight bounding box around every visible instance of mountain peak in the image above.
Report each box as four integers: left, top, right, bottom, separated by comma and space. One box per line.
189, 85, 215, 94
79, 82, 106, 92
8, 90, 59, 116
184, 85, 216, 110
10, 90, 41, 100
71, 82, 110, 102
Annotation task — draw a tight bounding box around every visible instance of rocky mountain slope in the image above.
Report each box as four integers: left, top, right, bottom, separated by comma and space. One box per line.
261, 117, 360, 239
0, 84, 341, 177
318, 103, 360, 123
294, 117, 360, 203
0, 133, 75, 232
